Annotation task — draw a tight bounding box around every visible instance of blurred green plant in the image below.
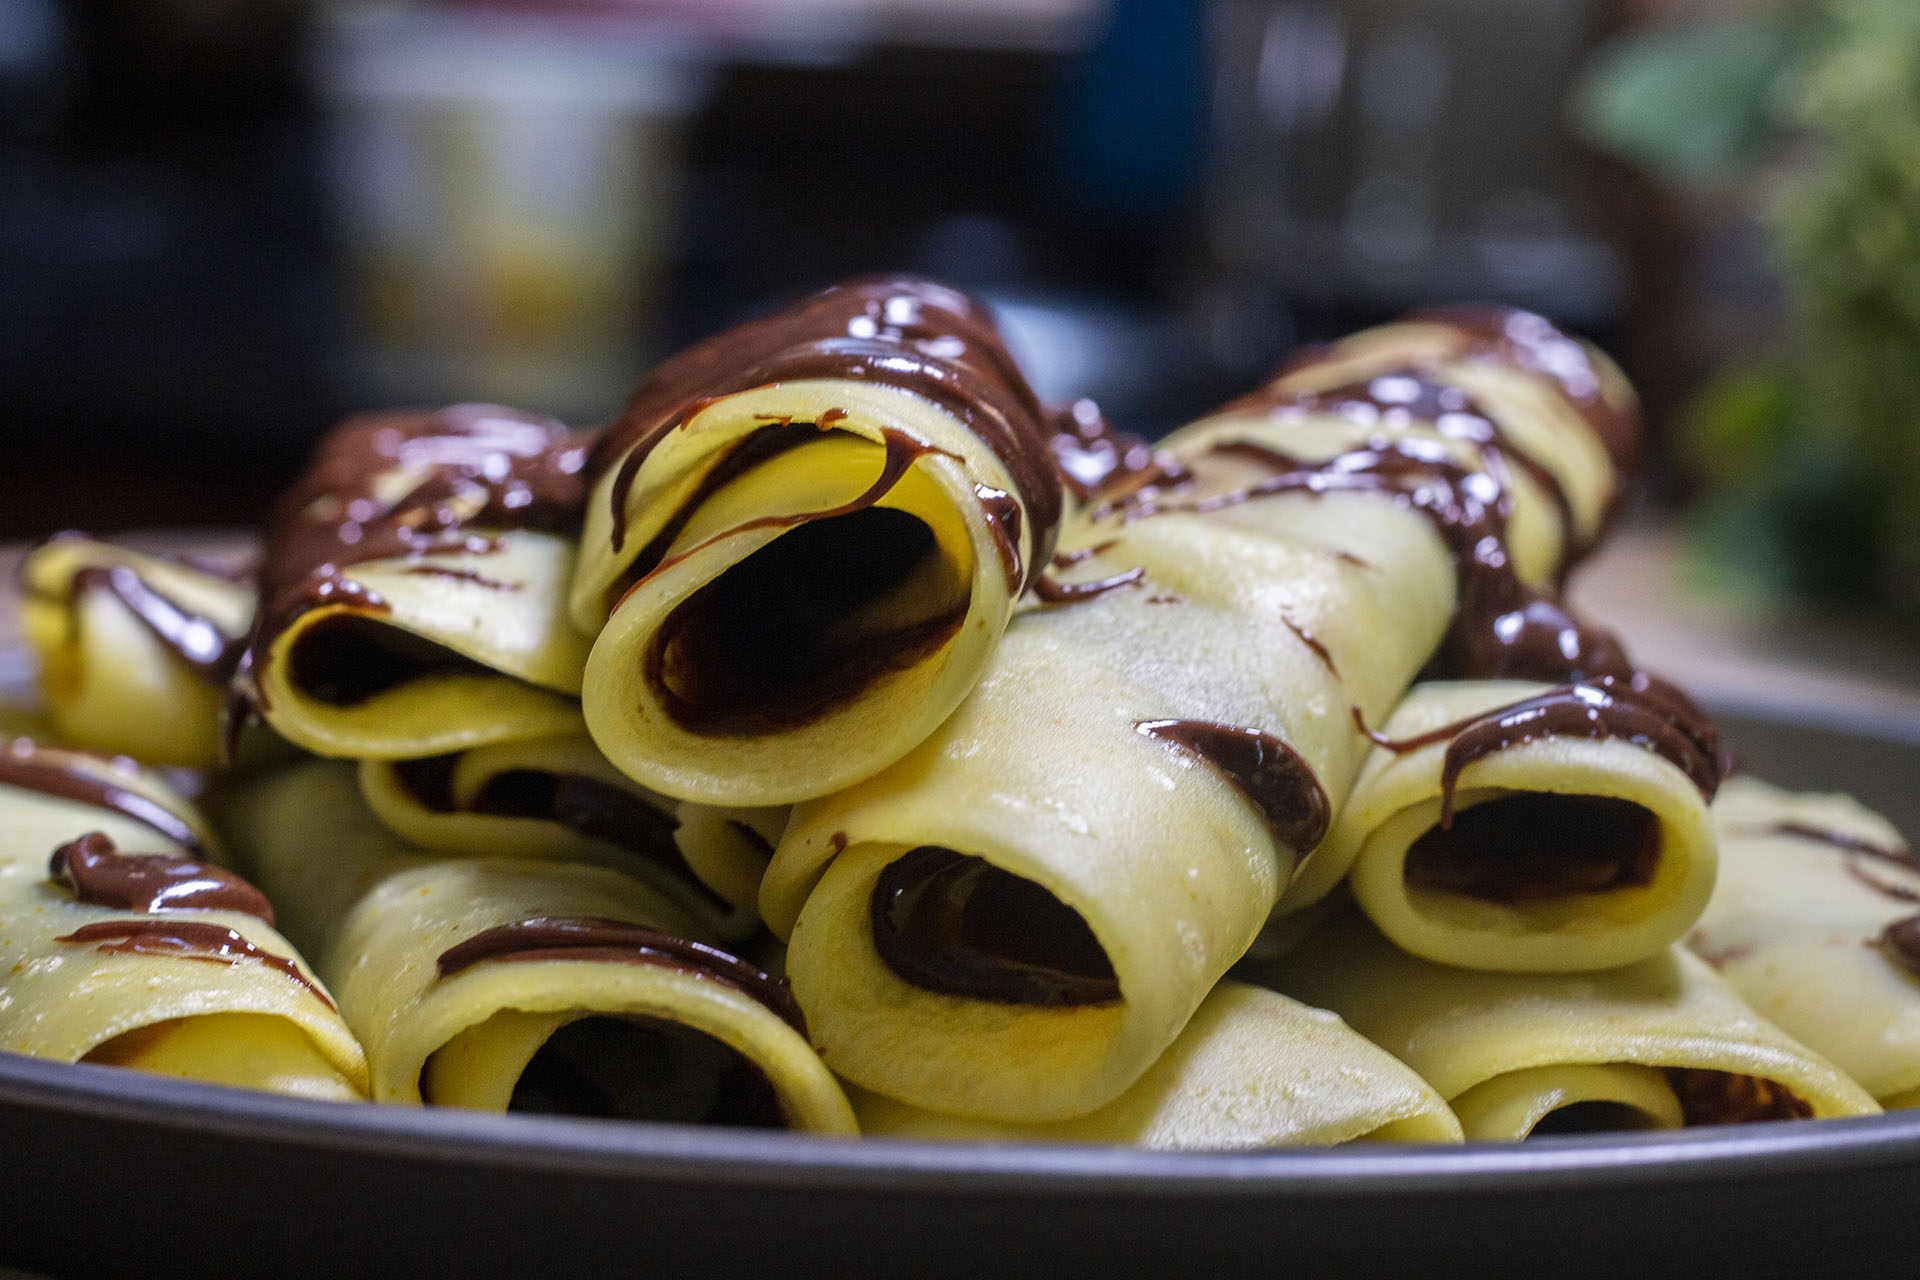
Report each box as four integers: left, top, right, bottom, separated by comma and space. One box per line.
1572, 0, 1920, 611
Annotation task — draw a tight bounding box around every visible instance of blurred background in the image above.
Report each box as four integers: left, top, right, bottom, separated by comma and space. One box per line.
1, 0, 1917, 643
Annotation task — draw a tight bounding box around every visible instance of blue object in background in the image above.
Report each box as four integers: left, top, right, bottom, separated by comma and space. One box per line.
1059, 0, 1207, 216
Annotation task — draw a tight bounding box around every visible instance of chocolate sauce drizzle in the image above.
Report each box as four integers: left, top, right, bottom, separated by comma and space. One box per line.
434, 917, 804, 1035
53, 563, 248, 681
237, 404, 589, 714
49, 832, 274, 924
617, 426, 964, 611
1045, 397, 1165, 502
1134, 719, 1332, 856
593, 277, 1062, 579
1032, 566, 1147, 605
0, 738, 205, 855
1356, 676, 1722, 827
55, 920, 331, 1008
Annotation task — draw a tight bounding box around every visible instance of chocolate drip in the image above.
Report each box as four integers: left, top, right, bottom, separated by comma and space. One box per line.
242, 404, 589, 709
49, 832, 274, 924
1221, 370, 1576, 556
1282, 617, 1338, 675
617, 426, 964, 610
1879, 915, 1920, 976
1357, 677, 1722, 827
869, 847, 1120, 1007
479, 771, 734, 913
1754, 821, 1915, 870
1411, 304, 1641, 485
973, 484, 1025, 592
57, 564, 247, 680
595, 277, 1061, 573
0, 739, 205, 854
1046, 397, 1161, 501
400, 565, 520, 590
1135, 719, 1331, 855
55, 920, 330, 1008
435, 917, 804, 1035
1032, 566, 1146, 605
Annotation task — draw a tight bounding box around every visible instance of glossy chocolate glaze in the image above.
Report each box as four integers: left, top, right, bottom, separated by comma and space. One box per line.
972, 484, 1025, 592
869, 847, 1120, 1006
1134, 720, 1331, 856
1410, 305, 1641, 485
241, 404, 588, 708
55, 919, 331, 1008
1358, 677, 1721, 830
1879, 914, 1920, 976
49, 832, 274, 924
1032, 565, 1146, 605
1220, 370, 1578, 559
53, 563, 248, 680
0, 738, 205, 854
1046, 397, 1163, 502
435, 916, 805, 1035
1666, 1068, 1814, 1125
596, 277, 1061, 578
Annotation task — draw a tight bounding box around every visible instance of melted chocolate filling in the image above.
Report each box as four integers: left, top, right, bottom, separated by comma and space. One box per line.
1402, 793, 1660, 903
1666, 1068, 1814, 1125
287, 613, 498, 706
502, 1015, 784, 1128
644, 507, 967, 734
869, 847, 1119, 1007
472, 770, 733, 913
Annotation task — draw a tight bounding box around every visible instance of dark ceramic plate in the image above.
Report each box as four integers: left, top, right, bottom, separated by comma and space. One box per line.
1, 691, 1916, 1280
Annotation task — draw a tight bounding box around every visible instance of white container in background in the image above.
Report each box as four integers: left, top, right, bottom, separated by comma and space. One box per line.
314, 5, 710, 424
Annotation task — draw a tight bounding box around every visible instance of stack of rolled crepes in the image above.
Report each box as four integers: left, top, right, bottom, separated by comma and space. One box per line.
6, 277, 1908, 1147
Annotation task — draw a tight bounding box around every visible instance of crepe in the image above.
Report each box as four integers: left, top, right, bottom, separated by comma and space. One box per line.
19, 534, 254, 768
221, 761, 854, 1132
0, 739, 366, 1099
237, 404, 595, 760
1689, 776, 1920, 1107
1260, 912, 1877, 1140
1277, 678, 1720, 972
359, 726, 777, 941
760, 309, 1636, 1123
572, 277, 1063, 805
850, 981, 1461, 1148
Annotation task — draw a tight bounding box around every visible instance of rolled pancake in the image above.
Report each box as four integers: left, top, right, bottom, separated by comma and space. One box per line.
360, 727, 778, 941
1284, 678, 1720, 972
761, 311, 1633, 1122
574, 277, 1062, 805
20, 534, 253, 768
0, 742, 365, 1100
239, 404, 595, 759
222, 762, 854, 1132
1689, 776, 1920, 1107
851, 980, 1461, 1148
1260, 912, 1878, 1140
